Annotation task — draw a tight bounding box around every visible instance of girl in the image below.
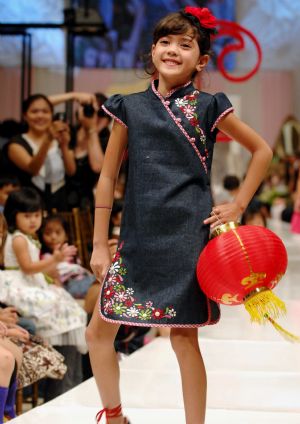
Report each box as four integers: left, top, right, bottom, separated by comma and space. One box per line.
0, 189, 87, 353
87, 6, 272, 424
41, 214, 96, 299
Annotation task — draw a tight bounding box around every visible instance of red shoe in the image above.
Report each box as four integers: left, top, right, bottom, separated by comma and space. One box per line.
95, 404, 130, 423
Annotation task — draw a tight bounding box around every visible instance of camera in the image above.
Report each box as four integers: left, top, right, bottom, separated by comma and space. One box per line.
83, 103, 95, 118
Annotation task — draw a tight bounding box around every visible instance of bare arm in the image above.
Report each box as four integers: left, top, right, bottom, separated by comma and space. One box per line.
204, 113, 273, 226
48, 92, 98, 110
78, 115, 105, 173
8, 140, 51, 176
12, 236, 75, 275
87, 130, 105, 173
90, 121, 128, 280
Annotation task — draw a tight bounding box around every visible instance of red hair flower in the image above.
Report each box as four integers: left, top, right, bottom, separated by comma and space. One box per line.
184, 6, 217, 30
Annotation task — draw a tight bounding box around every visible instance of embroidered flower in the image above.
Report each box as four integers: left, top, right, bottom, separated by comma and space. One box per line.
103, 300, 113, 314
152, 308, 164, 319
139, 309, 152, 320
166, 307, 177, 318
107, 274, 122, 284
183, 104, 196, 119
114, 291, 128, 302
124, 299, 134, 307
175, 90, 207, 149
104, 286, 115, 299
110, 262, 121, 275
101, 243, 177, 322
113, 303, 127, 315
175, 98, 188, 107
126, 306, 139, 317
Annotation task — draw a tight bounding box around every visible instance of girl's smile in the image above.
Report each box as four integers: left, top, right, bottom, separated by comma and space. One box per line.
151, 32, 208, 95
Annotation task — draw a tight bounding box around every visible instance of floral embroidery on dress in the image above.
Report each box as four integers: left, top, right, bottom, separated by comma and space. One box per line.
175, 90, 208, 158
102, 242, 176, 321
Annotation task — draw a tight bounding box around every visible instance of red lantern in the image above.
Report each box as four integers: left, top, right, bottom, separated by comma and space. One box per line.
197, 222, 299, 341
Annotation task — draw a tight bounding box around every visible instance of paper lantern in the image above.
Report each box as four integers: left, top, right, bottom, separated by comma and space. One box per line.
197, 222, 299, 341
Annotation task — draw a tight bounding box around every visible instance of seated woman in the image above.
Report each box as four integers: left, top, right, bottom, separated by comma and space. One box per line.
3, 94, 75, 212
48, 91, 110, 210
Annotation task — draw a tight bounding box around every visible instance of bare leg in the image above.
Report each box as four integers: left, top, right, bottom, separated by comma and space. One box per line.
0, 345, 15, 387
170, 328, 207, 424
85, 294, 124, 424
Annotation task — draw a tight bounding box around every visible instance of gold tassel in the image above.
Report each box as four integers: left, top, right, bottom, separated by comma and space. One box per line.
265, 314, 300, 343
244, 288, 286, 324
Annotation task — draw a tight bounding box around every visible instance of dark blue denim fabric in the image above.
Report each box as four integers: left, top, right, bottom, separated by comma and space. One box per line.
100, 82, 233, 327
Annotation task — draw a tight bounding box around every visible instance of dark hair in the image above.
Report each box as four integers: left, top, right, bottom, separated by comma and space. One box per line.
0, 119, 23, 139
0, 176, 20, 190
146, 11, 213, 76
3, 187, 43, 233
42, 214, 69, 236
22, 94, 54, 115
223, 175, 240, 191
241, 199, 267, 227
40, 214, 70, 253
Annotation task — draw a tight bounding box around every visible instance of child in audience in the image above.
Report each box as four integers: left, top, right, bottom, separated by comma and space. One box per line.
241, 199, 267, 227
41, 214, 96, 298
0, 176, 20, 214
0, 189, 87, 399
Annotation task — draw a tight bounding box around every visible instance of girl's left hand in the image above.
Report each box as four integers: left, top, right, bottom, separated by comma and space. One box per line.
203, 202, 242, 228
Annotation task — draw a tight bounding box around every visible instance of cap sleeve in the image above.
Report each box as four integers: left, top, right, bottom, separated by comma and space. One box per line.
102, 94, 127, 128
207, 92, 234, 134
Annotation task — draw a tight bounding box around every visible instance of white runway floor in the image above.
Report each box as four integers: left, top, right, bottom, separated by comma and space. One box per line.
11, 220, 300, 423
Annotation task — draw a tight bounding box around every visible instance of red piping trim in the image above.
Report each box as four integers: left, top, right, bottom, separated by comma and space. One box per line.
211, 107, 234, 132
102, 105, 128, 129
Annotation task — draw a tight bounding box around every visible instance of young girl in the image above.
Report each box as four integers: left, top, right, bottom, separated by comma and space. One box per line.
86, 6, 272, 423
0, 189, 87, 353
41, 214, 96, 298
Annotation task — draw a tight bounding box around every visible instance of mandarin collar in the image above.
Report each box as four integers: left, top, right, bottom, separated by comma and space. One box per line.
150, 79, 195, 100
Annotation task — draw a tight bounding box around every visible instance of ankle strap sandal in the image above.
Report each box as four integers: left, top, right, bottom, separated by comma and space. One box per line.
95, 404, 130, 423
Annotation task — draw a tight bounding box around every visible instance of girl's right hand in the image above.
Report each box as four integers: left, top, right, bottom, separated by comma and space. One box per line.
90, 245, 112, 282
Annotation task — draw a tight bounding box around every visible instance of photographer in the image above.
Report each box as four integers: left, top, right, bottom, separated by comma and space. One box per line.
3, 94, 75, 212
49, 92, 110, 210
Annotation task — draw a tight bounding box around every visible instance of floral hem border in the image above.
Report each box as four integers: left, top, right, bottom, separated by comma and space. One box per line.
98, 293, 221, 328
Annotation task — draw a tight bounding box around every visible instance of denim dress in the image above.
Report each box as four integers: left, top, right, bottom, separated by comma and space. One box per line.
100, 80, 233, 328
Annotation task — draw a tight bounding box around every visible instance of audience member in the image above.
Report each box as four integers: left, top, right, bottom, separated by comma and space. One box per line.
0, 176, 20, 213
0, 189, 87, 399
214, 174, 240, 205
49, 91, 110, 210
41, 214, 96, 299
241, 199, 267, 227
2, 94, 75, 212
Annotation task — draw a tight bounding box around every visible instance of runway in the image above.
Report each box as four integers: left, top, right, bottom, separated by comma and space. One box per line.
10, 220, 300, 423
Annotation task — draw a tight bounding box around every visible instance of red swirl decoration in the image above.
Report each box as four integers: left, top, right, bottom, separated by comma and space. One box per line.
214, 20, 262, 83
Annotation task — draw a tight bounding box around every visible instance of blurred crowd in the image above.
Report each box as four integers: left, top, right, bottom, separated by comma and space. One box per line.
0, 91, 150, 421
